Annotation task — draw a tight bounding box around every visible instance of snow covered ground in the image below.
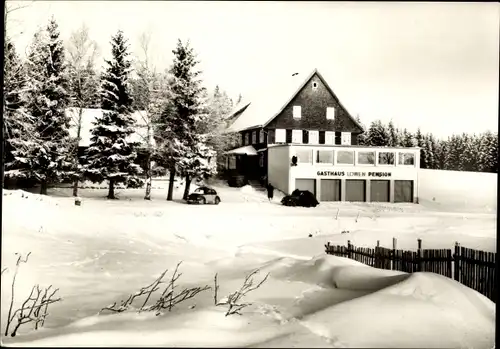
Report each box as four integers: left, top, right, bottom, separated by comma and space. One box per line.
1, 178, 496, 348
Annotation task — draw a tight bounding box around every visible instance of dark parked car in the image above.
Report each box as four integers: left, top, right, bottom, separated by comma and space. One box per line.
186, 186, 221, 205
281, 189, 319, 208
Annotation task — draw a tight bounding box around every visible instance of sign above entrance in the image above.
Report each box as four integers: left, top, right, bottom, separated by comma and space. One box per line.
317, 171, 392, 178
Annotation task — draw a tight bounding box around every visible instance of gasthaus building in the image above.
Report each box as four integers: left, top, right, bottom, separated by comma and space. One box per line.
223, 68, 420, 203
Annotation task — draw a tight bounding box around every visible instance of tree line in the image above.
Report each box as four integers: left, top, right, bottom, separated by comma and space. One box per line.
3, 17, 240, 200
357, 119, 498, 173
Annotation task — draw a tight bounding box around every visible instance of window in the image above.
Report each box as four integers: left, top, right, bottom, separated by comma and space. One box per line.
398, 152, 415, 166
317, 150, 334, 164
378, 152, 395, 165
251, 131, 257, 144
244, 133, 249, 145
292, 129, 303, 143
326, 107, 335, 120
319, 131, 325, 144
337, 150, 354, 165
302, 130, 309, 144
325, 131, 335, 145
341, 132, 351, 145
259, 130, 265, 143
358, 151, 375, 165
275, 129, 286, 143
335, 132, 341, 145
259, 153, 264, 167
228, 157, 236, 169
296, 149, 313, 164
309, 130, 319, 144
293, 105, 302, 119
312, 81, 318, 90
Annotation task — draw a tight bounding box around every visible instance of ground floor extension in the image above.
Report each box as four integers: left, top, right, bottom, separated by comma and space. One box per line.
268, 144, 420, 203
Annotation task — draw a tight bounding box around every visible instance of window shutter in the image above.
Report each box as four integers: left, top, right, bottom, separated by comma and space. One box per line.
341, 132, 351, 145
275, 129, 286, 143
302, 130, 309, 144
292, 130, 302, 143
319, 131, 325, 144
325, 131, 335, 145
309, 130, 319, 144
286, 129, 293, 143
335, 132, 341, 145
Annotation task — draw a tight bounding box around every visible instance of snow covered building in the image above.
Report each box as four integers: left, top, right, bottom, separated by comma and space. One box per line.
223, 68, 420, 203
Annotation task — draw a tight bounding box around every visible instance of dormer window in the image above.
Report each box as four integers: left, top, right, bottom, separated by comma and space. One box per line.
293, 105, 301, 119
312, 81, 318, 90
326, 107, 335, 120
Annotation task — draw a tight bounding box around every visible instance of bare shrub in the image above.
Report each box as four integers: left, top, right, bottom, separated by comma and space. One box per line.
100, 261, 211, 316
3, 252, 62, 337
216, 269, 270, 316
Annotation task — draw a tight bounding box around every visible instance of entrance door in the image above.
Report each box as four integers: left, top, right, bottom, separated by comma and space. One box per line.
370, 180, 390, 202
295, 179, 316, 195
345, 179, 366, 202
394, 180, 414, 203
320, 179, 341, 201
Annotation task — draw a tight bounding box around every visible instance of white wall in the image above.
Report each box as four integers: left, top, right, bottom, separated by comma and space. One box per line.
418, 169, 497, 212
268, 146, 290, 194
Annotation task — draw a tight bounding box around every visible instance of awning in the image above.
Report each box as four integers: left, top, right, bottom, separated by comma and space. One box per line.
224, 145, 258, 156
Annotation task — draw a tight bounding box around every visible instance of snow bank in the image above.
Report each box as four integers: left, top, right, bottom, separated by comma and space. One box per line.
4, 255, 494, 348
418, 169, 497, 213
1, 184, 496, 348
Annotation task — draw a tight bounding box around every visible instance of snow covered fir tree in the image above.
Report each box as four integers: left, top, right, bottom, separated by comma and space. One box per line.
155, 39, 216, 201
5, 18, 76, 194
83, 30, 142, 199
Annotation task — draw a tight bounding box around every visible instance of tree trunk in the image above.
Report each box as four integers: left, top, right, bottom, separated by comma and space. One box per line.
108, 179, 115, 199
72, 109, 84, 197
167, 166, 175, 201
144, 152, 152, 200
182, 176, 192, 200
40, 180, 48, 195
72, 180, 79, 197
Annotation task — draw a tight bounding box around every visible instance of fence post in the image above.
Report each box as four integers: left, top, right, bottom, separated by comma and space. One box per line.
417, 239, 422, 272
454, 242, 460, 282
375, 240, 380, 268
347, 240, 352, 259
392, 237, 397, 271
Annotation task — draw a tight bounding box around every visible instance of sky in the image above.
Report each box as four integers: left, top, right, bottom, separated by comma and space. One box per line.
6, 1, 499, 139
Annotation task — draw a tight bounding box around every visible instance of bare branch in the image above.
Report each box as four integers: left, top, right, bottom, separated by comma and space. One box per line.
217, 268, 270, 316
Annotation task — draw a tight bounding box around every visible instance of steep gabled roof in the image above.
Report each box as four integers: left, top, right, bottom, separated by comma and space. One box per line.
66, 108, 155, 147
225, 68, 364, 133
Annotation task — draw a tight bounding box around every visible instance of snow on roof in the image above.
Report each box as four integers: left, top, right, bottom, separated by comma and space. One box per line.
223, 145, 258, 156
225, 69, 315, 133
66, 108, 155, 148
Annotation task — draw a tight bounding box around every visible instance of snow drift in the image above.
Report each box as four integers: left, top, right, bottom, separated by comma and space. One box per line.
1, 188, 496, 348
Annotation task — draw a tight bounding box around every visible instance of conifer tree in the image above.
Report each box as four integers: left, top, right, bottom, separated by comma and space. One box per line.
402, 129, 417, 148
477, 131, 498, 173
415, 128, 428, 169
13, 19, 76, 194
83, 30, 142, 199
3, 38, 32, 186
365, 120, 390, 146
156, 39, 212, 201
355, 115, 367, 145
387, 120, 400, 147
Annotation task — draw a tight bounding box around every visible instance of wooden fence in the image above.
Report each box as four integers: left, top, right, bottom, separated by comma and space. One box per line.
325, 238, 496, 302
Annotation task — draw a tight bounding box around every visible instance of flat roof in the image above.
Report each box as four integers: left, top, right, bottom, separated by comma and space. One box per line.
267, 144, 421, 150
